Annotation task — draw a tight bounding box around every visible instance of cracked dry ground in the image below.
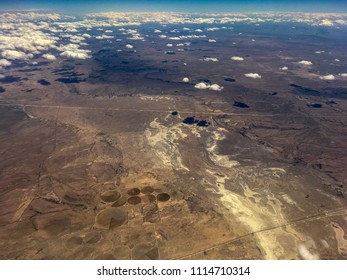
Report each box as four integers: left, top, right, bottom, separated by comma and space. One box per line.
0, 87, 347, 260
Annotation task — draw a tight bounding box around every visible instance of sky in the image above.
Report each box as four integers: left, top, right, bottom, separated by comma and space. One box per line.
0, 0, 346, 13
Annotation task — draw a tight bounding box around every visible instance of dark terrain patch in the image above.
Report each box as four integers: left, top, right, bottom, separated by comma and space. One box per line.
233, 101, 249, 108
0, 107, 27, 130
183, 116, 210, 127
0, 76, 21, 83
55, 77, 85, 84
307, 103, 322, 108
290, 84, 319, 95
157, 193, 170, 202
183, 117, 198, 124
224, 77, 236, 82
197, 120, 210, 127
37, 79, 51, 86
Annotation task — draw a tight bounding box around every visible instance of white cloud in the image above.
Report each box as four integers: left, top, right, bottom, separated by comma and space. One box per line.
42, 53, 56, 60
0, 29, 58, 55
105, 30, 113, 33
339, 73, 347, 77
1, 50, 33, 60
280, 66, 288, 70
125, 44, 134, 49
182, 77, 189, 83
166, 43, 173, 47
95, 35, 114, 39
67, 35, 86, 43
58, 44, 91, 59
203, 57, 218, 62
0, 59, 12, 67
231, 56, 244, 61
319, 19, 334, 26
194, 82, 210, 89
298, 60, 312, 66
60, 50, 90, 59
320, 74, 335, 80
154, 29, 162, 33
208, 39, 216, 42
209, 84, 223, 91
245, 73, 261, 79
169, 37, 181, 40
194, 82, 223, 91
207, 27, 220, 31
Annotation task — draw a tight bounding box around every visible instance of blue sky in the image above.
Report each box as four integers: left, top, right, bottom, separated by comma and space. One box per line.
1, 0, 346, 13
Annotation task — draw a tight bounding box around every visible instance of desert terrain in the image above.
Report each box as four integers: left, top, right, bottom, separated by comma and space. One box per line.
0, 12, 347, 259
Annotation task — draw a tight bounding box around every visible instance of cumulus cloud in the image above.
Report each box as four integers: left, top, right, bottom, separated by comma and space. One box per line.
194, 82, 210, 89
208, 39, 216, 42
169, 37, 181, 40
194, 82, 223, 91
1, 50, 33, 60
182, 77, 189, 82
245, 73, 261, 79
319, 19, 334, 26
60, 50, 90, 59
207, 27, 220, 31
231, 56, 244, 61
67, 35, 86, 43
95, 35, 114, 39
125, 44, 134, 49
339, 73, 347, 77
209, 84, 223, 91
203, 57, 218, 62
320, 74, 335, 80
0, 59, 12, 67
298, 60, 313, 66
280, 66, 288, 70
58, 44, 91, 59
154, 29, 162, 33
42, 53, 56, 60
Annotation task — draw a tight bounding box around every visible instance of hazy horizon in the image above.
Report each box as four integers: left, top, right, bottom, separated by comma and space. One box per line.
1, 0, 346, 13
